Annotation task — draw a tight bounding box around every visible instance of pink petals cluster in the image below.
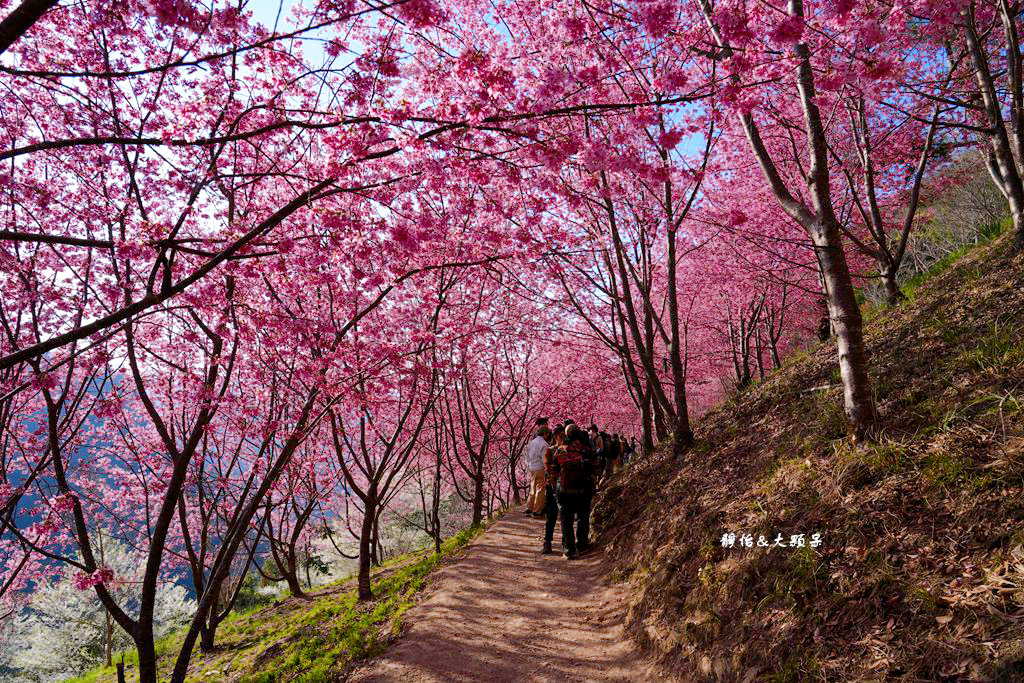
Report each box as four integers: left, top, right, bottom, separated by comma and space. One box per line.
73, 568, 115, 591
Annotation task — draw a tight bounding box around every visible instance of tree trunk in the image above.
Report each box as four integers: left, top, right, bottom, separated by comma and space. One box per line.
432, 454, 442, 554
755, 327, 765, 380
104, 613, 113, 667
641, 386, 655, 456
471, 466, 484, 526
357, 497, 376, 601
135, 631, 157, 683
665, 226, 694, 455
510, 457, 522, 505
700, 0, 875, 440
881, 263, 904, 306
285, 572, 305, 597
200, 622, 217, 651
283, 559, 306, 599
740, 320, 752, 388
1011, 204, 1024, 252
814, 219, 876, 440
198, 588, 220, 652
601, 182, 677, 422
652, 396, 668, 441
983, 147, 1024, 249
370, 515, 381, 567
964, 4, 1024, 251
169, 390, 320, 683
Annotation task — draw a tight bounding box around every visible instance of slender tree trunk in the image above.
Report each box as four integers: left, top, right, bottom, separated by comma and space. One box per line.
199, 588, 221, 651
357, 496, 377, 601
200, 622, 217, 651
790, 1, 876, 439
814, 219, 876, 439
370, 515, 381, 567
739, 320, 752, 388
881, 263, 904, 306
755, 327, 765, 381
104, 614, 113, 667
730, 0, 875, 440
135, 630, 157, 683
600, 177, 676, 422
652, 394, 668, 441
665, 225, 694, 454
964, 4, 1024, 251
285, 572, 305, 597
510, 457, 522, 505
471, 469, 484, 527
1011, 205, 1024, 251
283, 559, 306, 598
641, 386, 655, 456
432, 453, 442, 554
170, 391, 319, 683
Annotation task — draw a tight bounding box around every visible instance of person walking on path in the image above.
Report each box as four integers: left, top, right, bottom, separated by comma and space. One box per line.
578, 427, 598, 554
549, 423, 596, 559
541, 425, 565, 554
523, 424, 550, 517
623, 436, 636, 465
609, 434, 623, 475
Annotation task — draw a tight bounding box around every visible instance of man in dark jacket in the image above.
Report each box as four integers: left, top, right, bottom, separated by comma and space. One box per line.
548, 423, 596, 558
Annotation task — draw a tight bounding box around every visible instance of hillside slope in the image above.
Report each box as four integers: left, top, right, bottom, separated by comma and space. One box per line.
594, 233, 1024, 681
71, 527, 484, 683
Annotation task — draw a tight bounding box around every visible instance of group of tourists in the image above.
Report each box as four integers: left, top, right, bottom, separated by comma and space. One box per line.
522, 417, 637, 559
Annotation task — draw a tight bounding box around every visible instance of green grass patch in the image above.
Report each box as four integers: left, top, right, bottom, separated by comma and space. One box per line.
767, 650, 823, 682
919, 450, 998, 492
65, 632, 178, 683
902, 245, 973, 301
70, 523, 486, 683
921, 451, 968, 488
902, 216, 1010, 301
228, 525, 484, 682
961, 319, 1024, 372
832, 439, 910, 490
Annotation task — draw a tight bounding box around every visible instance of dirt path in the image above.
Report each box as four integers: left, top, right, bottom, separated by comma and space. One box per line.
348, 512, 658, 682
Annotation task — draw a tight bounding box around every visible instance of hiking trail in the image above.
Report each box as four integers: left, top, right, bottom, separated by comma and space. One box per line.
348, 512, 658, 682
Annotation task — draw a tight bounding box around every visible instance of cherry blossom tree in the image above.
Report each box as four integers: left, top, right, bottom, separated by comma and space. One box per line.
904, 1, 1024, 250
689, 0, 889, 439
4, 1, 1019, 679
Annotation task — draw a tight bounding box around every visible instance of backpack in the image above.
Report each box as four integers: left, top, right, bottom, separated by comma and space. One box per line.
557, 440, 591, 494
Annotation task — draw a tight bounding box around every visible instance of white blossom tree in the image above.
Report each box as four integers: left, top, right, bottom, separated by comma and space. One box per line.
2, 537, 193, 682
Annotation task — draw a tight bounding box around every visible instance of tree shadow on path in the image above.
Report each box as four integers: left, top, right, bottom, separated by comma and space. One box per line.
347, 513, 654, 682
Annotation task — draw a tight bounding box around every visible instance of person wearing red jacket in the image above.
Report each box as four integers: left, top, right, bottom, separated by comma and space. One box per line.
547, 423, 596, 559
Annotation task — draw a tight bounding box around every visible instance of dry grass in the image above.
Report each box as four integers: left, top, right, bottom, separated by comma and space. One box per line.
594, 234, 1024, 682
